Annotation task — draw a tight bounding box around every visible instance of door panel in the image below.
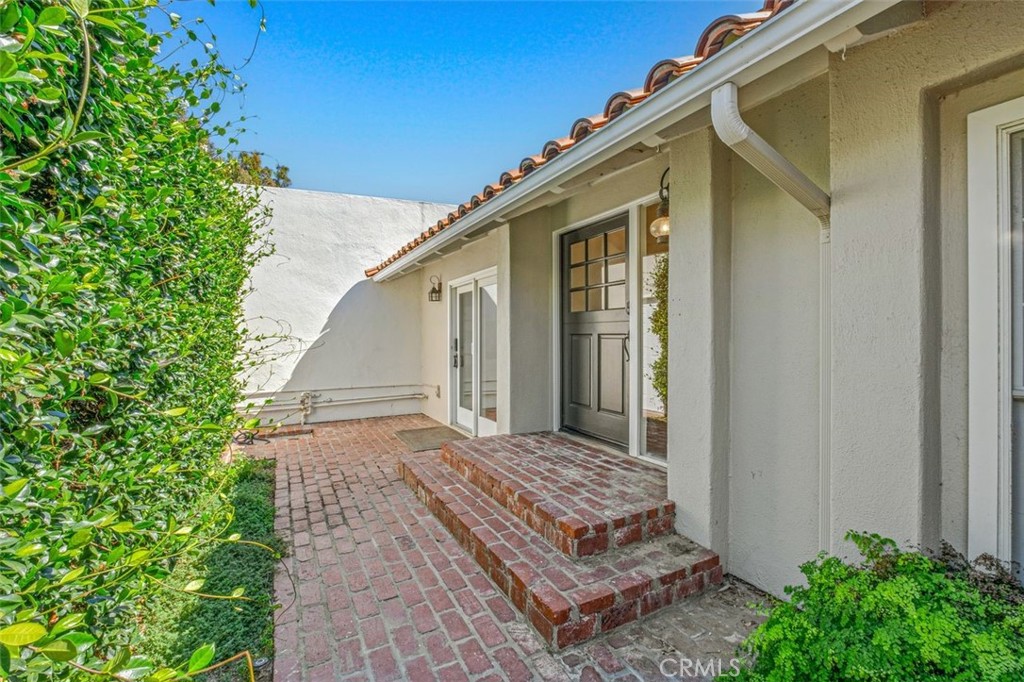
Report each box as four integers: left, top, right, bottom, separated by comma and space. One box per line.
569, 334, 592, 407
477, 280, 498, 436
561, 215, 630, 445
598, 334, 626, 415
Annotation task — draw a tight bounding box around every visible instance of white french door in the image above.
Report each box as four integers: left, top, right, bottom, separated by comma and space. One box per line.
450, 270, 498, 436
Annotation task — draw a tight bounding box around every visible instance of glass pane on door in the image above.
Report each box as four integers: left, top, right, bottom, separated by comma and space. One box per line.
479, 282, 498, 426
458, 289, 474, 412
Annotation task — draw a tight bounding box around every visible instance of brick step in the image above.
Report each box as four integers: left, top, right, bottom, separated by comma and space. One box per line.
399, 451, 722, 650
441, 433, 675, 557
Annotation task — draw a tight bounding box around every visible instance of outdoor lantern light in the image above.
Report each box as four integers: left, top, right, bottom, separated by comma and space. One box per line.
428, 275, 442, 302
649, 167, 671, 244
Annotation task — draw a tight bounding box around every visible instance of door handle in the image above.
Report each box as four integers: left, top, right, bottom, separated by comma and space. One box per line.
623, 335, 630, 362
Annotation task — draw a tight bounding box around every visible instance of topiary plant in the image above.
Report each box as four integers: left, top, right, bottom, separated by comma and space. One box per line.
732, 532, 1024, 681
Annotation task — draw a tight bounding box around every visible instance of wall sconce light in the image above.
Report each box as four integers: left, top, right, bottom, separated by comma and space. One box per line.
428, 275, 442, 302
649, 167, 670, 244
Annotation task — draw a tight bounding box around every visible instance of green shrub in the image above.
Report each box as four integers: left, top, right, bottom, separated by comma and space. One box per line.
733, 532, 1024, 682
0, 1, 270, 679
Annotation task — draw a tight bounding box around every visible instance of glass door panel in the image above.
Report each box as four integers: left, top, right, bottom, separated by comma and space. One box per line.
478, 280, 498, 436
454, 284, 474, 431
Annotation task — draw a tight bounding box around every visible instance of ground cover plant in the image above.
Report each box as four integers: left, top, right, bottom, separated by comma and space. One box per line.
733, 532, 1024, 681
0, 0, 275, 678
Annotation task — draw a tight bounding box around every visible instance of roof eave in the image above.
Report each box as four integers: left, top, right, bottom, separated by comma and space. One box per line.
373, 0, 898, 282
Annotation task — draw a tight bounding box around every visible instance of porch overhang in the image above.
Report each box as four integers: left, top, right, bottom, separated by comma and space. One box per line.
372, 0, 900, 282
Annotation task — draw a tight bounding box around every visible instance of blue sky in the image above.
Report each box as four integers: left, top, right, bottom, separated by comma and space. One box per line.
165, 1, 751, 204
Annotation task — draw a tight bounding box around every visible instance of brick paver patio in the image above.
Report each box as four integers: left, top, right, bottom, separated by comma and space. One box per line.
242, 415, 768, 681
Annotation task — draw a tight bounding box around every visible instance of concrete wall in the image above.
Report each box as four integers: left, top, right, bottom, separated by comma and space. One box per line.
242, 187, 453, 424
828, 0, 1024, 558
417, 234, 500, 424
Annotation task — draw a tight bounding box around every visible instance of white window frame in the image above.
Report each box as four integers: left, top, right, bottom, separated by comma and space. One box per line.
967, 95, 1024, 561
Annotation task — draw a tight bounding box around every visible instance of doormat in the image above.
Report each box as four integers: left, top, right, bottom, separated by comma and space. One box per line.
395, 426, 468, 452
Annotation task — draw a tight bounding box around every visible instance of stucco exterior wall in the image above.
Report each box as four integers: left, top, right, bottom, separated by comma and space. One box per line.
727, 76, 828, 592
417, 234, 500, 424
242, 187, 452, 424
828, 0, 1024, 558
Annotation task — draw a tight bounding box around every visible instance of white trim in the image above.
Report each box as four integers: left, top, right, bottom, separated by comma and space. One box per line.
449, 266, 497, 289
967, 95, 1024, 561
373, 0, 898, 282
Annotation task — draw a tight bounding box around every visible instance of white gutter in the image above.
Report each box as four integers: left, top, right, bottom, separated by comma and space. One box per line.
710, 80, 832, 555
711, 82, 830, 220
374, 0, 898, 282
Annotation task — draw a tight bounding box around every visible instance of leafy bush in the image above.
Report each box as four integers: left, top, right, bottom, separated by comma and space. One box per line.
0, 1, 271, 679
734, 532, 1024, 682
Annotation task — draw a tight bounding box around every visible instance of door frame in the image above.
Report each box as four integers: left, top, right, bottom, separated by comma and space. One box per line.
967, 94, 1024, 561
549, 193, 660, 463
448, 266, 498, 436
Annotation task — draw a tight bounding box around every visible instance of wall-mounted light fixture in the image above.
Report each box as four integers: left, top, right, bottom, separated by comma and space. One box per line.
649, 167, 670, 244
428, 275, 442, 302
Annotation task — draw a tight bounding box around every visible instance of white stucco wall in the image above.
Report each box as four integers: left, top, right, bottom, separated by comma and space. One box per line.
242, 187, 453, 424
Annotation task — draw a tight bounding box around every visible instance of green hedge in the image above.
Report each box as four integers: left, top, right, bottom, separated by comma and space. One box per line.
0, 1, 270, 679
734, 533, 1024, 681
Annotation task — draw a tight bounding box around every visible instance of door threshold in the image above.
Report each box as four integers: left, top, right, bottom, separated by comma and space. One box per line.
559, 428, 628, 454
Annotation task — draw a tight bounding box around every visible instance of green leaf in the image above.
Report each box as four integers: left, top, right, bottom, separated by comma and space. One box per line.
88, 372, 110, 385
162, 407, 188, 417
52, 613, 86, 635
0, 623, 47, 647
187, 644, 215, 673
2, 479, 28, 497
55, 329, 75, 357
36, 7, 67, 26
38, 639, 76, 661
0, 53, 15, 81
69, 130, 106, 145
68, 0, 89, 18
183, 579, 205, 593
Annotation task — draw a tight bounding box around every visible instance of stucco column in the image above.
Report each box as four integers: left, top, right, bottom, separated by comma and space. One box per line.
828, 50, 942, 555
504, 209, 555, 433
667, 130, 732, 559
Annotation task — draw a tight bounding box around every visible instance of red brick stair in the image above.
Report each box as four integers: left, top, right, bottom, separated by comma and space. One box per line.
441, 433, 675, 557
399, 446, 722, 650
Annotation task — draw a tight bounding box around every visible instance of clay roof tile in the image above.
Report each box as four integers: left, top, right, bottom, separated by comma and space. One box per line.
366, 0, 792, 277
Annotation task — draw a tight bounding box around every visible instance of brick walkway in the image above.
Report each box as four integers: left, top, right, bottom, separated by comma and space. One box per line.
242, 416, 767, 681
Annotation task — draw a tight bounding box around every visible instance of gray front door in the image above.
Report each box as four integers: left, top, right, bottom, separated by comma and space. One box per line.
561, 215, 629, 445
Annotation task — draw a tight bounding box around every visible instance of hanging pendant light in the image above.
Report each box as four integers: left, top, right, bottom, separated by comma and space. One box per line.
649, 167, 670, 244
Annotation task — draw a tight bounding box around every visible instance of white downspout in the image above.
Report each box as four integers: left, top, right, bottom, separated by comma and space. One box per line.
711, 82, 833, 553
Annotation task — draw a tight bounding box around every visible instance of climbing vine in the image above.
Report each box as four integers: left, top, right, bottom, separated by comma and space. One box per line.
648, 253, 668, 412
0, 0, 272, 679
